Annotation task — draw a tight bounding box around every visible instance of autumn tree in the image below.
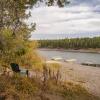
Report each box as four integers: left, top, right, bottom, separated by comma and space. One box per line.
0, 0, 69, 68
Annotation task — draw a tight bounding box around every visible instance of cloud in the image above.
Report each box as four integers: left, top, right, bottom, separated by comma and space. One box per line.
70, 0, 100, 6
27, 0, 100, 39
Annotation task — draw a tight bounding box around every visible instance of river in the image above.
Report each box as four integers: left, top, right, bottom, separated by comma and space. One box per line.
38, 49, 100, 64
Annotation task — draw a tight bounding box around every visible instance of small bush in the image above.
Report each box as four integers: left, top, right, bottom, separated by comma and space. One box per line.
0, 75, 39, 100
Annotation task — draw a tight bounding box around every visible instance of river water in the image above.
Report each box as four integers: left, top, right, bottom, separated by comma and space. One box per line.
38, 49, 100, 64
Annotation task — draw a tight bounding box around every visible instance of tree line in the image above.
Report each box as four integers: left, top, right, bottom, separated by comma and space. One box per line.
38, 37, 100, 49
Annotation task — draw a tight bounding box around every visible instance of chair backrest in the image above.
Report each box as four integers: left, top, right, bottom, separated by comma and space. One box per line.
10, 63, 20, 73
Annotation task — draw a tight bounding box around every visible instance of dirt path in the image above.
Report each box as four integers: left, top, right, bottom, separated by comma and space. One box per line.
59, 62, 100, 97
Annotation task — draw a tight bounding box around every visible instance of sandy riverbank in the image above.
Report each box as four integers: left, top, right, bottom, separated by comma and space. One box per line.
47, 61, 100, 97
39, 48, 100, 54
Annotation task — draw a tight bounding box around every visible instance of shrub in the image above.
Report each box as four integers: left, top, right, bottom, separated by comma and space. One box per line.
0, 75, 39, 100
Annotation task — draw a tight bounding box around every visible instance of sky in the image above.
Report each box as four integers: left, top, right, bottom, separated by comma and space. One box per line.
27, 0, 100, 39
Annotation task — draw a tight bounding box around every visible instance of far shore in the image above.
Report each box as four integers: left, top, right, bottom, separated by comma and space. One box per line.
39, 48, 100, 54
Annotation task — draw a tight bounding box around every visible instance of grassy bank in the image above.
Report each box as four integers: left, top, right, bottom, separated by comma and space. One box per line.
0, 75, 100, 100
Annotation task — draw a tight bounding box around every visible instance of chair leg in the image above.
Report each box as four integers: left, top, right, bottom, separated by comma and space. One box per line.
26, 70, 28, 77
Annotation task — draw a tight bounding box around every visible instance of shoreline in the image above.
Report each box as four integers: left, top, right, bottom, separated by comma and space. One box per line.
39, 48, 100, 54
60, 62, 100, 97
46, 60, 100, 97
38, 49, 100, 97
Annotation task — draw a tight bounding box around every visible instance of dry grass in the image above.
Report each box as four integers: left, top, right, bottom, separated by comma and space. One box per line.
0, 72, 100, 100
0, 75, 39, 100
46, 80, 100, 100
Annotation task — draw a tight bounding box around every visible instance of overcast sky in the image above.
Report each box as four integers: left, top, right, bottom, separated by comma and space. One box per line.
27, 0, 100, 39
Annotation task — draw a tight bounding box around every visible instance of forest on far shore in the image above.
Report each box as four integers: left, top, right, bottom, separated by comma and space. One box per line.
38, 37, 100, 49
